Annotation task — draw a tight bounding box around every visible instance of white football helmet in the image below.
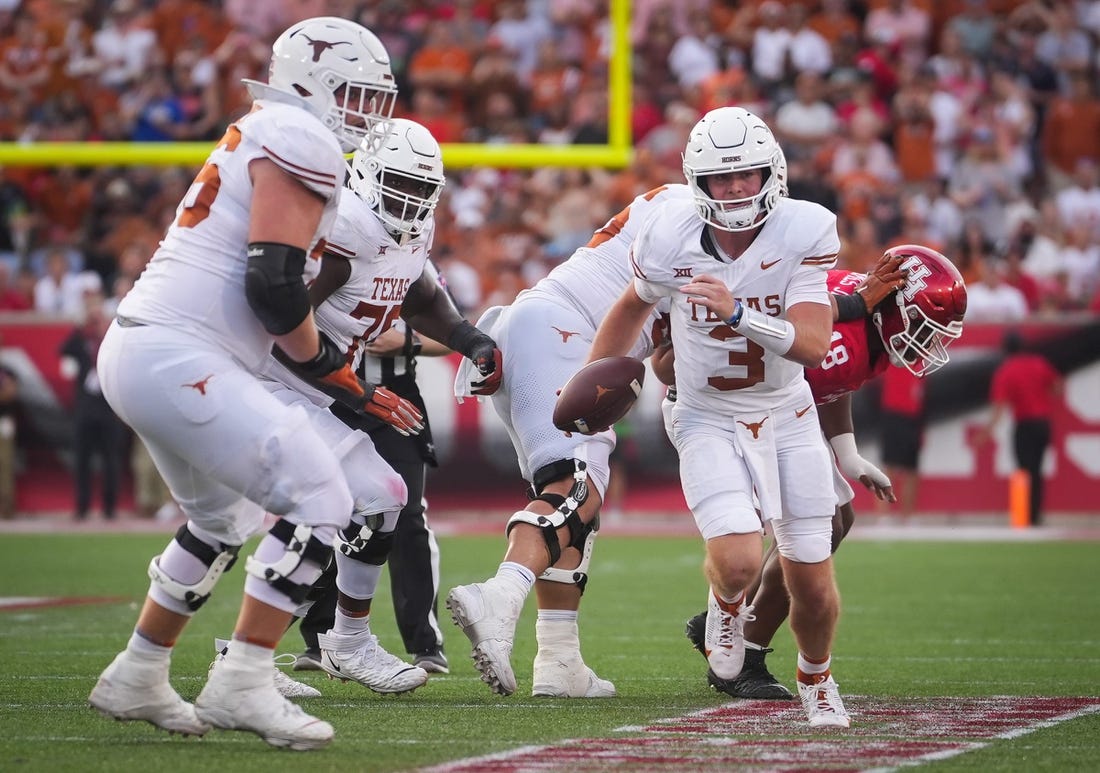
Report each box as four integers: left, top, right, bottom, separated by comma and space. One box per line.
245, 17, 397, 152
350, 119, 445, 238
682, 106, 787, 232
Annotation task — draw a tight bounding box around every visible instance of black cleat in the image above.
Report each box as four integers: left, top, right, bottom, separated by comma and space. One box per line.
685, 610, 794, 700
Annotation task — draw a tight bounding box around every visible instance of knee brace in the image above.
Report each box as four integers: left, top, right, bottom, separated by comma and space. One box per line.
244, 518, 334, 605
337, 514, 395, 566
509, 458, 590, 567
539, 521, 598, 593
148, 523, 240, 612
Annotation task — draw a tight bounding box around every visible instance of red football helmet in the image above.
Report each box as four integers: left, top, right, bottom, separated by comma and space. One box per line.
872, 244, 967, 376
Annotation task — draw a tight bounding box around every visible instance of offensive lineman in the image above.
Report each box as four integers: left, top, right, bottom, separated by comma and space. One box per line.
258, 118, 499, 694
88, 18, 398, 750
446, 184, 692, 698
580, 106, 851, 727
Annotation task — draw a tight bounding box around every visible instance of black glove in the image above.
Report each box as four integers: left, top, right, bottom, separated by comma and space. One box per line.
448, 321, 503, 396
292, 332, 346, 379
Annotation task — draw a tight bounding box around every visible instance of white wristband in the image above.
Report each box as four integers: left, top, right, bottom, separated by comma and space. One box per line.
732, 306, 796, 356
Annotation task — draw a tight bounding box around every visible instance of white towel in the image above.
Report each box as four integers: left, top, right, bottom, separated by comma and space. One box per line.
453, 305, 506, 402
732, 409, 782, 522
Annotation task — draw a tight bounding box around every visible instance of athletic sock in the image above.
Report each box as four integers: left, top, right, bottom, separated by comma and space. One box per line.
796, 652, 831, 685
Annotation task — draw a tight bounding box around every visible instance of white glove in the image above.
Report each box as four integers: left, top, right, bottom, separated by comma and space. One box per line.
829, 433, 895, 502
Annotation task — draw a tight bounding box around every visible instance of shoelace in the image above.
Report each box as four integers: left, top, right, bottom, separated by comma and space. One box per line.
808, 680, 848, 716
714, 603, 756, 648
273, 653, 297, 670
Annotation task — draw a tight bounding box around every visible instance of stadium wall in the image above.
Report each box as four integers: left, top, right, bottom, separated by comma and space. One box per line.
3, 318, 1098, 516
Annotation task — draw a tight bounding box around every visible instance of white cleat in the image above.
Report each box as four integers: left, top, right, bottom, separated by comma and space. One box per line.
211, 638, 321, 699
89, 650, 211, 737
798, 676, 851, 728
532, 653, 616, 698
446, 581, 524, 696
704, 591, 755, 681
195, 657, 333, 750
317, 630, 428, 694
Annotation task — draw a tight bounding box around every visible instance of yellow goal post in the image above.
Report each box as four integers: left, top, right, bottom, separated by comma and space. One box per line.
0, 0, 632, 170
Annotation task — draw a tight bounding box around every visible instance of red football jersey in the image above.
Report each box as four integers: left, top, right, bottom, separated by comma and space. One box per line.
806, 270, 891, 404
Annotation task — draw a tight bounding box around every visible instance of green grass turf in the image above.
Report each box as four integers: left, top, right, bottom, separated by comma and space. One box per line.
0, 533, 1098, 771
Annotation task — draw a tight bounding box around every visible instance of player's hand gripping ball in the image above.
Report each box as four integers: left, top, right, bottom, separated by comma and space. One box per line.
552, 356, 645, 435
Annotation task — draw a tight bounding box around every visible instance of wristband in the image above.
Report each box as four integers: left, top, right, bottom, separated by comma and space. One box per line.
834, 291, 868, 322
725, 300, 745, 328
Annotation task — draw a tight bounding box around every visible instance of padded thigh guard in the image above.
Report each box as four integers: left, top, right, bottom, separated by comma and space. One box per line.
147, 523, 241, 614
244, 518, 335, 606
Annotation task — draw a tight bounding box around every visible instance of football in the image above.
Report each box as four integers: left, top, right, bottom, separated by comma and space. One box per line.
552, 356, 646, 434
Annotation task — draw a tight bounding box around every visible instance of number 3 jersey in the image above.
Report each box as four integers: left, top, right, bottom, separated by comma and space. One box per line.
260, 190, 434, 406
115, 100, 346, 371
632, 196, 839, 414
806, 269, 891, 405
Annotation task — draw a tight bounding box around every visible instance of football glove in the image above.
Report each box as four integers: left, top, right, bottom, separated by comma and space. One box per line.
364, 386, 424, 436
470, 346, 502, 396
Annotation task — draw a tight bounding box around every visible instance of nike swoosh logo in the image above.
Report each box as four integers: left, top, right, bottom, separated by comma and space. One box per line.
795, 404, 813, 418
760, 259, 781, 270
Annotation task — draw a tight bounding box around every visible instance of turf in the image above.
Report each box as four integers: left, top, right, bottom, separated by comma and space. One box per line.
1, 533, 1098, 771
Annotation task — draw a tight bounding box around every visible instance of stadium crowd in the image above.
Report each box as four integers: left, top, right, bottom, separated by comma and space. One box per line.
0, 1, 1097, 323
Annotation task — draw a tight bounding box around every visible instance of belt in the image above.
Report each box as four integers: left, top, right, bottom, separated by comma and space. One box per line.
115, 315, 147, 328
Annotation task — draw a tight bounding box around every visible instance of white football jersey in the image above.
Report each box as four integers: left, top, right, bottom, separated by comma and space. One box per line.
524, 184, 692, 358
633, 196, 839, 413
116, 101, 345, 371
260, 190, 434, 405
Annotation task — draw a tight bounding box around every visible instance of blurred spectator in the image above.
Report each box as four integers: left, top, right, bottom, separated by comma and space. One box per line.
91, 0, 159, 92
980, 329, 1063, 526
487, 0, 552, 85
667, 7, 720, 91
891, 66, 938, 183
1054, 157, 1100, 239
0, 167, 30, 271
1001, 245, 1042, 312
1041, 71, 1100, 190
131, 433, 175, 520
1059, 222, 1100, 307
807, 0, 861, 48
0, 332, 17, 518
408, 19, 473, 102
964, 260, 1030, 323
787, 2, 832, 77
59, 293, 124, 521
774, 71, 839, 162
0, 261, 30, 310
0, 7, 57, 104
27, 227, 84, 277
434, 245, 482, 316
947, 0, 998, 59
878, 365, 926, 523
1034, 1, 1092, 84
948, 126, 1022, 245
864, 0, 931, 65
750, 1, 793, 93
34, 248, 100, 319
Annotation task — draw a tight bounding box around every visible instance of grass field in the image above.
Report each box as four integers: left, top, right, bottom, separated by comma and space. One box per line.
1, 532, 1099, 771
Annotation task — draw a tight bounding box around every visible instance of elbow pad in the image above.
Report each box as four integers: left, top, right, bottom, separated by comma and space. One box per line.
244, 242, 311, 335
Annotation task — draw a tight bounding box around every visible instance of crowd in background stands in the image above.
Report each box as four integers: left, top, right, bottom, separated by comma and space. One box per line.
0, 0, 1098, 326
